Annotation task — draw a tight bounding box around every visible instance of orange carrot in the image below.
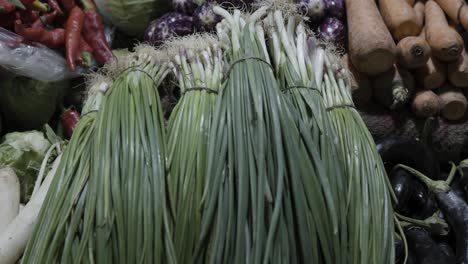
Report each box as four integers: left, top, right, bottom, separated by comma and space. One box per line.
414, 0, 425, 28
411, 89, 440, 117
448, 50, 468, 87
396, 30, 431, 69
438, 84, 468, 120
346, 0, 396, 75
415, 57, 446, 89
433, 0, 468, 30
425, 1, 464, 62
406, 0, 416, 5
379, 0, 422, 41
342, 54, 372, 106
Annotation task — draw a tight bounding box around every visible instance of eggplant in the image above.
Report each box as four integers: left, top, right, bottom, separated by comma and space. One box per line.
317, 17, 346, 46
395, 237, 406, 264
296, 0, 325, 22
377, 137, 441, 180
438, 242, 457, 263
390, 167, 437, 218
459, 167, 468, 201
323, 0, 344, 18
436, 190, 468, 264
144, 12, 194, 46
171, 0, 200, 15
405, 226, 453, 264
193, 1, 221, 32
406, 164, 468, 264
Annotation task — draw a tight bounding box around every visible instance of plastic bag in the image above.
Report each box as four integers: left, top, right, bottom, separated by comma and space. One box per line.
0, 27, 81, 82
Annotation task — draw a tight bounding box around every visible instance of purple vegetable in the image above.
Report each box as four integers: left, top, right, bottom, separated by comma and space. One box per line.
219, 0, 254, 9
323, 0, 345, 18
144, 12, 194, 46
296, 0, 325, 21
318, 17, 346, 46
171, 0, 199, 15
193, 1, 221, 32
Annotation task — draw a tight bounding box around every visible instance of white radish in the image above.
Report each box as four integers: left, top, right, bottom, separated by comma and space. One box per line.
0, 155, 61, 264
0, 168, 20, 234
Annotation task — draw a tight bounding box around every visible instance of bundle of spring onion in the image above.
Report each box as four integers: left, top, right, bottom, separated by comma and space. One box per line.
20, 77, 108, 263
319, 50, 396, 263
265, 9, 348, 263
164, 35, 223, 264
194, 6, 339, 263
86, 50, 175, 263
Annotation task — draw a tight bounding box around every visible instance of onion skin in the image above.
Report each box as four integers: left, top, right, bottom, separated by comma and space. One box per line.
144, 12, 193, 46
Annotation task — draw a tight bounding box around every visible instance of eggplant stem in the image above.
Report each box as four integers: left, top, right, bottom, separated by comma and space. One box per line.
395, 217, 409, 264
396, 164, 450, 193
446, 162, 457, 185
396, 212, 450, 236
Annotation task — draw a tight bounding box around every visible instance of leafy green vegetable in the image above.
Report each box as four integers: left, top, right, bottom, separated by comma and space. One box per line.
0, 76, 68, 130
94, 0, 170, 36
0, 131, 50, 203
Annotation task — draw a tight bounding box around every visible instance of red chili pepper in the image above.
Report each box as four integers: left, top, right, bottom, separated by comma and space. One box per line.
15, 20, 65, 48
65, 6, 84, 71
61, 107, 80, 139
80, 0, 112, 65
58, 0, 74, 13
31, 10, 58, 28
77, 37, 93, 67
47, 0, 63, 15
0, 0, 16, 14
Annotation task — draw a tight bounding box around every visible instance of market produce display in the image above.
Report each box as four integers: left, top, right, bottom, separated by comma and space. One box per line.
1, 0, 468, 263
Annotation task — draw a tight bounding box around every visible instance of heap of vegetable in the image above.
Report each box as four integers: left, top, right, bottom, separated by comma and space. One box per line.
345, 0, 468, 121
1, 0, 113, 71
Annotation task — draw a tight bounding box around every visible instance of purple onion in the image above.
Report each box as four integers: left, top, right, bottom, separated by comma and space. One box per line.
144, 12, 194, 46
218, 0, 254, 9
296, 0, 325, 22
193, 1, 222, 32
323, 0, 345, 18
171, 0, 199, 15
318, 17, 346, 46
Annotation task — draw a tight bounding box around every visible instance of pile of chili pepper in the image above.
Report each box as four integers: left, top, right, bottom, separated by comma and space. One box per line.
1, 0, 112, 70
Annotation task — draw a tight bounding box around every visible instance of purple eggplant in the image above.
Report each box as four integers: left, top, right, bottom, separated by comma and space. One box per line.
318, 17, 346, 46
323, 0, 345, 18
193, 1, 221, 32
296, 0, 325, 22
144, 12, 194, 46
171, 0, 200, 15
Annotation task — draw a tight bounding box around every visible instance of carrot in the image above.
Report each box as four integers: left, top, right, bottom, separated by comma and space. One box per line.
342, 54, 372, 106
346, 0, 396, 75
425, 1, 464, 62
373, 64, 415, 109
438, 84, 467, 120
448, 50, 468, 87
415, 57, 446, 89
65, 6, 84, 71
414, 0, 425, 28
411, 89, 441, 117
433, 0, 468, 30
406, 0, 416, 6
396, 30, 431, 69
379, 0, 422, 41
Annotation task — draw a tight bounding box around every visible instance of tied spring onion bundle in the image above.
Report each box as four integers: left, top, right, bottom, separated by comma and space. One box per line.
21, 78, 107, 263
320, 51, 396, 263
86, 51, 175, 263
164, 36, 223, 264
195, 6, 337, 263
265, 9, 348, 263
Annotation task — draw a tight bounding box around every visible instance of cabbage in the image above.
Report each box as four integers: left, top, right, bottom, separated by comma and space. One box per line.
95, 0, 170, 36
0, 131, 50, 203
0, 76, 68, 130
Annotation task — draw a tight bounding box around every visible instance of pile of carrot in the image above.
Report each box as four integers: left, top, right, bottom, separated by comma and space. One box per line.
346, 0, 468, 121
1, 0, 112, 70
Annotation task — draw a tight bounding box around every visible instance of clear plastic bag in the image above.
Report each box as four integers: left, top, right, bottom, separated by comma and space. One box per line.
0, 27, 81, 82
